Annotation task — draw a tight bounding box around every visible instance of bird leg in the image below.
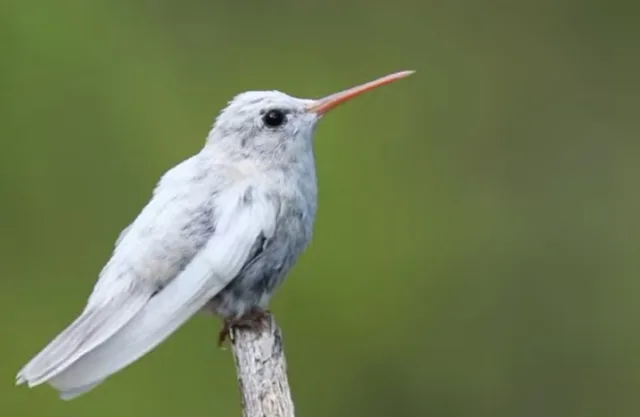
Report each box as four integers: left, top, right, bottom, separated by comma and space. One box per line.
218, 308, 270, 347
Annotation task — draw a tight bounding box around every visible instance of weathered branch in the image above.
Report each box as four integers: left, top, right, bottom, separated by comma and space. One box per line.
230, 313, 295, 417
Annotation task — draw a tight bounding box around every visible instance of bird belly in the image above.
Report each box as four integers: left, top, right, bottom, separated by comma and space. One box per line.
206, 200, 313, 320
204, 258, 290, 319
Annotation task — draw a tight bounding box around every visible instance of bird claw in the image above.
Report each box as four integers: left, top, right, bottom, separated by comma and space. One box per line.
218, 308, 270, 347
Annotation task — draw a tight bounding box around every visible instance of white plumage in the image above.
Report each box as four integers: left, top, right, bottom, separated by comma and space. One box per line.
15, 70, 413, 400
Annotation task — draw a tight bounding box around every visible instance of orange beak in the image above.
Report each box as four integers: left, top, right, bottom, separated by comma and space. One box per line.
306, 70, 414, 115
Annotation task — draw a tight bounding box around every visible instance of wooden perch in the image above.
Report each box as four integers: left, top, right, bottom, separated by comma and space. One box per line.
230, 313, 295, 417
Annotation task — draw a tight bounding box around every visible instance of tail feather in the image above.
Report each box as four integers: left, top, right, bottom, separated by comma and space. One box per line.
48, 261, 226, 394
59, 380, 105, 401
17, 290, 149, 387
16, 307, 100, 386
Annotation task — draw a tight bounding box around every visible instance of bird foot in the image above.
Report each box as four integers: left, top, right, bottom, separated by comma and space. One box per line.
218, 308, 270, 347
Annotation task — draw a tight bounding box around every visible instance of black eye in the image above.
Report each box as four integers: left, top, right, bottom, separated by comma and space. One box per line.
262, 109, 286, 128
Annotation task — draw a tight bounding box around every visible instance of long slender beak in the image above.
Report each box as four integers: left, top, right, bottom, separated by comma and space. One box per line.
306, 70, 415, 115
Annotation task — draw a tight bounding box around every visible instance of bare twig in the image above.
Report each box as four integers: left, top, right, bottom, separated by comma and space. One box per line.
230, 313, 295, 417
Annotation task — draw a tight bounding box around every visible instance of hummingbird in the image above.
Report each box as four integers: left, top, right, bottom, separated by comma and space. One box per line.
16, 70, 414, 400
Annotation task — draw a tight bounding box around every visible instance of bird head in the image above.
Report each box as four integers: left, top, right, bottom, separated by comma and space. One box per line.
206, 70, 414, 161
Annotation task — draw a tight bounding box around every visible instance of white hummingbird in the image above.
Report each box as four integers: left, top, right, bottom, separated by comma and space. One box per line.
16, 70, 414, 400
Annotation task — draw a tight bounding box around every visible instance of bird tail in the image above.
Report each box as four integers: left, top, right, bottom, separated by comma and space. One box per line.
44, 261, 230, 399
58, 380, 105, 400
16, 290, 149, 389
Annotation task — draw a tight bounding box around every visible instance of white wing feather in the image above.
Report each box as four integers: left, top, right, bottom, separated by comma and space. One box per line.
47, 182, 277, 397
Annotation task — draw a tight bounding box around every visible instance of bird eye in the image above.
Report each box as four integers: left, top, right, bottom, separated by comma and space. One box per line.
262, 109, 286, 128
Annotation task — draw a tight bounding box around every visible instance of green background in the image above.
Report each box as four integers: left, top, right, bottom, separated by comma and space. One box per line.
1, 0, 639, 416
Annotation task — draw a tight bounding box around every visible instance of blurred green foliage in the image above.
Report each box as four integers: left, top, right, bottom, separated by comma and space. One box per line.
1, 0, 639, 416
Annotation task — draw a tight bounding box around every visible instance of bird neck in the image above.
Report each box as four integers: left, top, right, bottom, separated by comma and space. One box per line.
198, 141, 315, 186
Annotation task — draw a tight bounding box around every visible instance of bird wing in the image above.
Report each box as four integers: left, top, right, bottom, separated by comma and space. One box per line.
16, 158, 219, 388
45, 179, 278, 398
